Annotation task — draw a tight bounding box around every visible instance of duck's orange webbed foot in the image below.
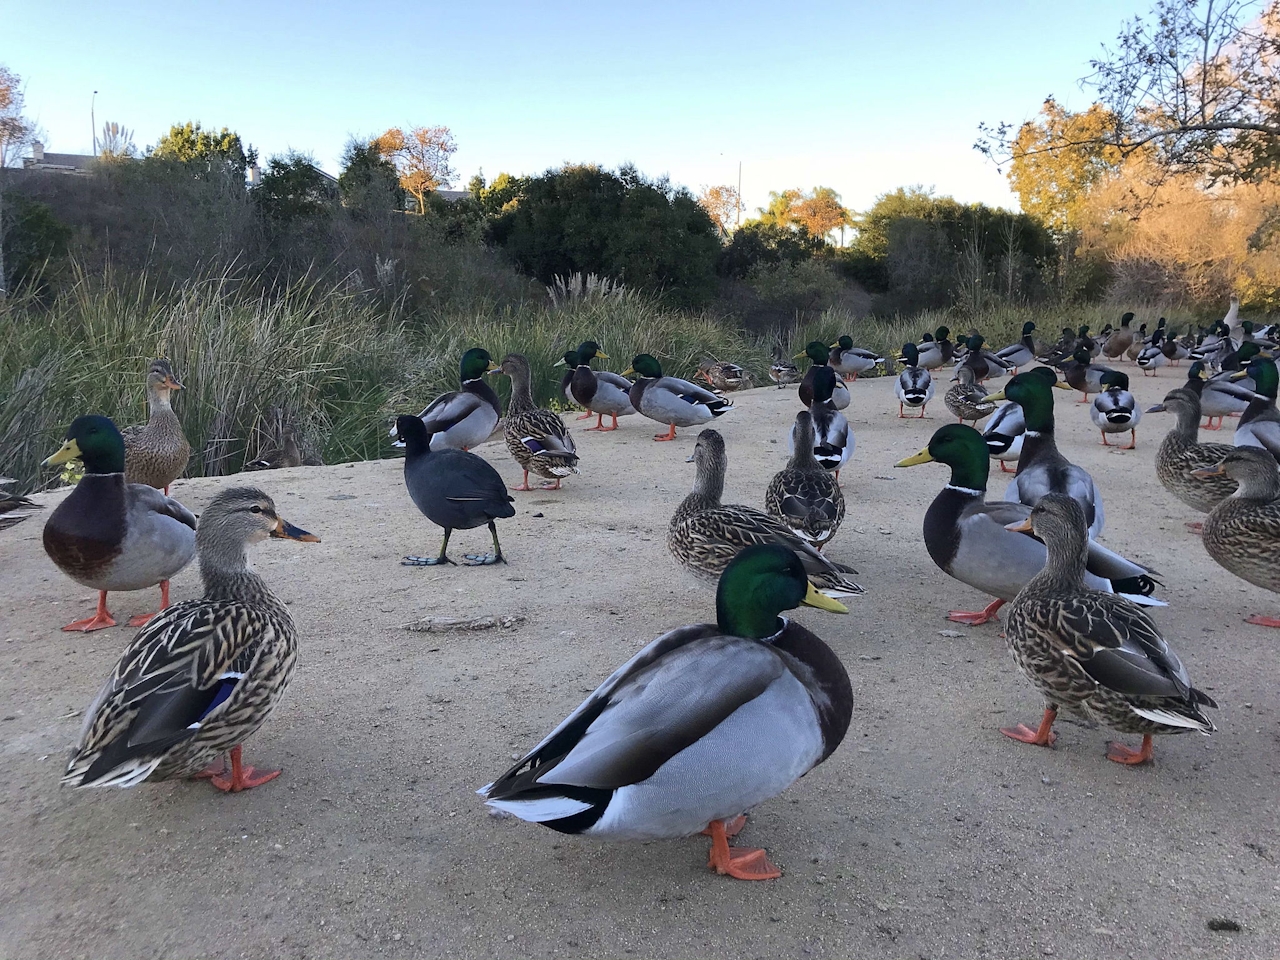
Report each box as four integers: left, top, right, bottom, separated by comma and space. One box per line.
1106, 734, 1154, 765
946, 598, 1005, 625
62, 592, 117, 632
705, 819, 780, 880
1000, 706, 1058, 747
1245, 614, 1280, 628
654, 425, 678, 441
209, 746, 281, 792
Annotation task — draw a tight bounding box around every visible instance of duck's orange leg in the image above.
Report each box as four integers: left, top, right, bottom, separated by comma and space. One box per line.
585, 413, 608, 431
129, 580, 172, 627
62, 591, 117, 632
1001, 706, 1058, 747
1122, 429, 1136, 450
1106, 734, 1154, 765
705, 818, 780, 880
511, 469, 534, 491
654, 424, 678, 441
1245, 614, 1280, 627
701, 815, 747, 838
946, 598, 1005, 625
209, 745, 281, 792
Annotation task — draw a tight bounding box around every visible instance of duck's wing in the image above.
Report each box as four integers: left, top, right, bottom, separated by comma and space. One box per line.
63, 598, 279, 787
127, 484, 197, 530
418, 389, 485, 434
1236, 416, 1280, 460
596, 371, 636, 392
660, 376, 727, 406
514, 410, 578, 457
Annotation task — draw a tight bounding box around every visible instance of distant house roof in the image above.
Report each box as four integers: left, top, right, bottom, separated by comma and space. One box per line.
22, 145, 96, 176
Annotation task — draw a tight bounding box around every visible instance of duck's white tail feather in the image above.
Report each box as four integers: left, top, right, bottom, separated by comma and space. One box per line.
484, 795, 594, 822
1129, 705, 1214, 733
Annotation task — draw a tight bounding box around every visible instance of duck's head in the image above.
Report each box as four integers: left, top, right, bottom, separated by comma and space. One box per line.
623, 353, 663, 379
1156, 316, 1167, 329
1192, 448, 1279, 497
1234, 357, 1278, 399
1101, 370, 1130, 391
553, 349, 581, 369
1120, 312, 1134, 327
830, 335, 854, 351
492, 352, 532, 379
1072, 347, 1093, 365
1243, 320, 1255, 334
792, 410, 817, 451
796, 341, 830, 364
1146, 386, 1197, 415
967, 334, 985, 350
1027, 365, 1061, 387
43, 415, 126, 475
576, 340, 607, 362
920, 332, 935, 343
899, 342, 920, 366
1187, 361, 1207, 381
460, 347, 499, 382
1021, 321, 1036, 335
809, 364, 839, 404
1006, 493, 1088, 558
716, 544, 847, 639
894, 422, 989, 491
985, 371, 1059, 431
935, 326, 951, 341
1238, 342, 1262, 363
146, 358, 183, 395
1078, 325, 1091, 337
197, 486, 319, 552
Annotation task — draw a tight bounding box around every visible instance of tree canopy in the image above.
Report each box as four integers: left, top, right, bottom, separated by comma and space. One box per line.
151, 121, 255, 177
374, 125, 456, 214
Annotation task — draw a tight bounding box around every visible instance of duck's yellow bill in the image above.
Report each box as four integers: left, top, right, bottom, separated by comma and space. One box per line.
1050, 380, 1072, 390
793, 352, 807, 360
1005, 518, 1033, 533
829, 341, 840, 348
1230, 369, 1248, 380
621, 366, 635, 377
985, 389, 1007, 402
43, 439, 82, 467
895, 448, 933, 467
595, 349, 610, 359
271, 517, 321, 543
486, 361, 501, 372
803, 581, 848, 613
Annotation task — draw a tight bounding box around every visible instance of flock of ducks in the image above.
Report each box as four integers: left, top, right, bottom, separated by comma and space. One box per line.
15, 298, 1280, 879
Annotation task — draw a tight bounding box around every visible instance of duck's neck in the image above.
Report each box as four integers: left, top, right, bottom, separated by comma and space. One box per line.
945, 456, 989, 496
147, 386, 176, 418
1233, 469, 1280, 502
198, 540, 287, 614
506, 367, 536, 416
674, 460, 725, 521
788, 435, 823, 472
1025, 524, 1089, 593
1170, 399, 1202, 441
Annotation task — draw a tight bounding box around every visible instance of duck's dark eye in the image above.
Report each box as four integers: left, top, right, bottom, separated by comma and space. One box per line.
250, 505, 263, 514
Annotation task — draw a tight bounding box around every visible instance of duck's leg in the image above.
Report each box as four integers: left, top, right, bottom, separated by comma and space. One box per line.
917, 404, 926, 418
1105, 734, 1154, 765
999, 460, 1014, 473
1000, 705, 1058, 747
163, 485, 171, 496
899, 402, 905, 418
1078, 392, 1089, 403
575, 411, 594, 420
701, 814, 747, 838
537, 478, 563, 490
1122, 429, 1136, 450
62, 591, 117, 632
128, 579, 173, 627
654, 424, 678, 441
705, 818, 780, 881
511, 469, 535, 491
402, 530, 457, 566
585, 413, 607, 431
1245, 614, 1280, 627
946, 598, 1004, 625
463, 521, 508, 566
209, 745, 281, 792
190, 755, 228, 780
1099, 431, 1111, 446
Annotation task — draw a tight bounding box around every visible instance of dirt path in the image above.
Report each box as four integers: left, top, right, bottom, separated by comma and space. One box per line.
2, 365, 1276, 959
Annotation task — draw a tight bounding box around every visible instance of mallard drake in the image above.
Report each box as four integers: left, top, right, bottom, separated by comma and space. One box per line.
669, 429, 862, 597
995, 322, 1037, 372
62, 486, 318, 791
828, 336, 883, 381
1000, 494, 1215, 765
1091, 371, 1141, 448
914, 327, 955, 371
1058, 347, 1119, 402
556, 343, 636, 432
958, 335, 1013, 381
42, 416, 196, 632
1231, 357, 1280, 462
0, 477, 40, 531
1186, 358, 1252, 430
494, 353, 580, 489
895, 425, 1161, 625
121, 359, 190, 495
1038, 327, 1079, 365
396, 415, 516, 565
944, 365, 996, 425
697, 359, 748, 392
479, 543, 850, 880
1194, 448, 1280, 626
395, 347, 502, 452
1102, 313, 1137, 359
625, 353, 733, 442
796, 342, 851, 410
767, 411, 845, 548
1137, 330, 1168, 375
1145, 388, 1238, 521
895, 342, 934, 418
794, 365, 853, 477
1161, 329, 1191, 364
986, 371, 1106, 537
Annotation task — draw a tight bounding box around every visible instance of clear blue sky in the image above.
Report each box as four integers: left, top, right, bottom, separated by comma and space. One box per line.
4, 0, 1151, 215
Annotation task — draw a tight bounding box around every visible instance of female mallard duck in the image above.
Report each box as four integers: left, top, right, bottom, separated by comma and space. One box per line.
479, 543, 851, 880
1231, 357, 1280, 462
42, 415, 196, 632
669, 429, 862, 597
122, 358, 190, 495
1125, 322, 1150, 361
1194, 447, 1280, 626
766, 411, 845, 549
986, 371, 1106, 538
494, 353, 580, 489
0, 477, 40, 531
895, 424, 1161, 625
1145, 388, 1238, 526
995, 322, 1037, 373
396, 415, 516, 565
624, 353, 733, 442
796, 342, 851, 410
1000, 494, 1215, 765
795, 365, 853, 477
697, 359, 747, 392
944, 365, 996, 425
1058, 347, 1119, 403
828, 335, 883, 381
556, 344, 636, 432
894, 342, 934, 418
1090, 371, 1141, 448
62, 486, 318, 791
395, 347, 502, 452
1102, 313, 1137, 360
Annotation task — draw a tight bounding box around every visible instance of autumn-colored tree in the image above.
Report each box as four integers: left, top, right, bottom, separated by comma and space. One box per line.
696, 184, 743, 237
1006, 99, 1126, 233
793, 186, 852, 243
375, 125, 457, 214
0, 65, 34, 168
756, 189, 803, 229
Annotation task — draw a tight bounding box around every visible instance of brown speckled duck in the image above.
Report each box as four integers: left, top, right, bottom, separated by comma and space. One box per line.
122, 359, 190, 495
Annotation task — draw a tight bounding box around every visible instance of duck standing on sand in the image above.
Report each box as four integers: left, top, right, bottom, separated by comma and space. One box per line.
796, 365, 853, 477
625, 353, 733, 442
62, 487, 318, 792
1001, 494, 1215, 766
42, 416, 196, 632
828, 335, 883, 381
1102, 313, 1137, 360
395, 347, 502, 451
557, 344, 636, 432
479, 544, 852, 881
895, 342, 934, 417
122, 359, 190, 495
796, 342, 851, 410
494, 353, 580, 489
995, 323, 1037, 373
766, 412, 845, 549
1091, 371, 1141, 448
944, 365, 995, 425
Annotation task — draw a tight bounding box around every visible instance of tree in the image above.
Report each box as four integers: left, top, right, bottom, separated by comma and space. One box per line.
0, 65, 35, 168
252, 152, 338, 223
696, 184, 743, 237
152, 121, 255, 178
98, 121, 137, 161
755, 189, 803, 229
793, 187, 852, 244
979, 0, 1280, 183
374, 125, 457, 214
338, 137, 404, 216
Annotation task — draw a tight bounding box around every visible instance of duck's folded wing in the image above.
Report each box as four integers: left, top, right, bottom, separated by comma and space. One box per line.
519, 410, 576, 456
129, 484, 197, 529
662, 377, 724, 406
596, 371, 634, 391
419, 390, 482, 434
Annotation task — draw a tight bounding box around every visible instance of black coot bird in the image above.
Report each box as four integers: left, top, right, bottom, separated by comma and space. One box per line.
396, 415, 516, 566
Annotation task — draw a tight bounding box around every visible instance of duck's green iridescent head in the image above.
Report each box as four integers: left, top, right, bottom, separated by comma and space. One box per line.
920, 332, 935, 343
576, 340, 606, 362
810, 365, 839, 403
626, 353, 663, 379
1072, 347, 1092, 365
900, 342, 920, 366
893, 422, 989, 491
43, 414, 126, 475
557, 349, 582, 368
460, 347, 498, 381
1077, 325, 1090, 337
1188, 360, 1207, 380
1101, 370, 1130, 391
1242, 357, 1278, 399
1156, 316, 1167, 329
1120, 312, 1134, 327
833, 335, 854, 350
1021, 321, 1036, 335
988, 371, 1056, 432
798, 341, 830, 365
1238, 342, 1262, 363
968, 334, 985, 350
716, 544, 847, 639
935, 326, 951, 340
1243, 321, 1255, 334
1028, 365, 1059, 386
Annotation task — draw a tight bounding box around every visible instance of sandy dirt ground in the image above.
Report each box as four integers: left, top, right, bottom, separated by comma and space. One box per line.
2, 362, 1278, 960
